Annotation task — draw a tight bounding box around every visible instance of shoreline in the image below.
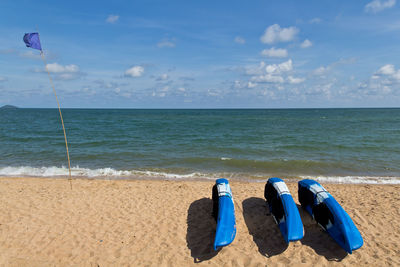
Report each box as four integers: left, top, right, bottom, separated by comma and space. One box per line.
1, 177, 399, 266
1, 174, 400, 185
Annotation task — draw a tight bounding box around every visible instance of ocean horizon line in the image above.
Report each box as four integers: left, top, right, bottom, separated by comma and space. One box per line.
4, 107, 400, 110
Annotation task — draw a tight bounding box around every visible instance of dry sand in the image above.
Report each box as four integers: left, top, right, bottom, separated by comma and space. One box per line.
0, 177, 399, 266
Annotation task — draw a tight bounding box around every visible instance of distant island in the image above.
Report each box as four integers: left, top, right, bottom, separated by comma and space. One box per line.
0, 105, 18, 109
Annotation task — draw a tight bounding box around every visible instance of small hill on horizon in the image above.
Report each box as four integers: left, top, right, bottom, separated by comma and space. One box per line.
0, 105, 19, 109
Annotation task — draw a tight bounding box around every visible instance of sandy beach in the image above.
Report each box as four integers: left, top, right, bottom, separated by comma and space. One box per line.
0, 177, 399, 266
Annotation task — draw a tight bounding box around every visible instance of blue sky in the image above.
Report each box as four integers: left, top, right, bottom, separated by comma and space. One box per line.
1, 0, 400, 108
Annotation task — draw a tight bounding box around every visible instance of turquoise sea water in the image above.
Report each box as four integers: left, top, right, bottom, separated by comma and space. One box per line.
1, 108, 399, 183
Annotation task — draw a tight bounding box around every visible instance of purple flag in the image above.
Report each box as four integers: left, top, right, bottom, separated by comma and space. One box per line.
23, 33, 42, 51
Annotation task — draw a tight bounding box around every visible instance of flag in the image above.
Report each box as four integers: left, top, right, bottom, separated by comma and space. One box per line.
23, 33, 42, 51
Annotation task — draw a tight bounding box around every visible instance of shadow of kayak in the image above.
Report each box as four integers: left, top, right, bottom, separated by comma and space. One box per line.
298, 204, 348, 261
242, 197, 288, 257
186, 198, 219, 263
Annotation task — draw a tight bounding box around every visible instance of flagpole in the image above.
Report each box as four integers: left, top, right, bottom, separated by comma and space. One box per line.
39, 42, 73, 190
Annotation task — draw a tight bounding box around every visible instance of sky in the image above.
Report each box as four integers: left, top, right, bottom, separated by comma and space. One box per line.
1, 0, 400, 108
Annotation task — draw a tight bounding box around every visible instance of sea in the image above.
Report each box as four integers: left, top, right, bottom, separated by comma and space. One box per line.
1, 108, 399, 184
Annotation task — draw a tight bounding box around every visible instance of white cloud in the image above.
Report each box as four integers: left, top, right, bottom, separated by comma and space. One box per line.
157, 38, 176, 48
248, 59, 293, 85
234, 80, 242, 88
382, 85, 392, 94
46, 63, 79, 73
207, 89, 220, 97
264, 59, 292, 74
39, 63, 83, 80
300, 39, 313, 48
312, 58, 356, 77
245, 59, 299, 89
265, 64, 278, 73
234, 36, 246, 44
58, 73, 78, 80
19, 51, 41, 59
81, 87, 96, 96
313, 66, 329, 75
93, 80, 122, 91
376, 64, 400, 80
309, 18, 322, 24
125, 66, 144, 77
278, 59, 293, 72
157, 73, 169, 81
357, 64, 400, 97
305, 83, 333, 99
365, 0, 396, 13
121, 92, 132, 98
152, 91, 166, 97
378, 64, 396, 75
245, 61, 266, 76
252, 74, 284, 83
261, 47, 288, 58
260, 89, 276, 99
260, 24, 299, 44
247, 82, 257, 88
0, 76, 7, 82
321, 83, 333, 99
161, 86, 169, 92
106, 15, 119, 24
288, 76, 305, 84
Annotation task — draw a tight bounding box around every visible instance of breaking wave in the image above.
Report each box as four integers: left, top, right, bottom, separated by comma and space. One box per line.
1, 166, 400, 184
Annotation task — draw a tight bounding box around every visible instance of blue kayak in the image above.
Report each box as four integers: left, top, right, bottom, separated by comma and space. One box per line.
212, 178, 236, 250
264, 177, 304, 243
298, 179, 363, 254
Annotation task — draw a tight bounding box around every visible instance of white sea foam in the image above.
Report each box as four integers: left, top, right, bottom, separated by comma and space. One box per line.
1, 166, 400, 184
220, 157, 232, 161
300, 175, 400, 184
0, 166, 217, 180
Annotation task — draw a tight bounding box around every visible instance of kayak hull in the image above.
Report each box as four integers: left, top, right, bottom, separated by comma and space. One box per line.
298, 179, 363, 254
212, 178, 236, 250
265, 177, 304, 243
